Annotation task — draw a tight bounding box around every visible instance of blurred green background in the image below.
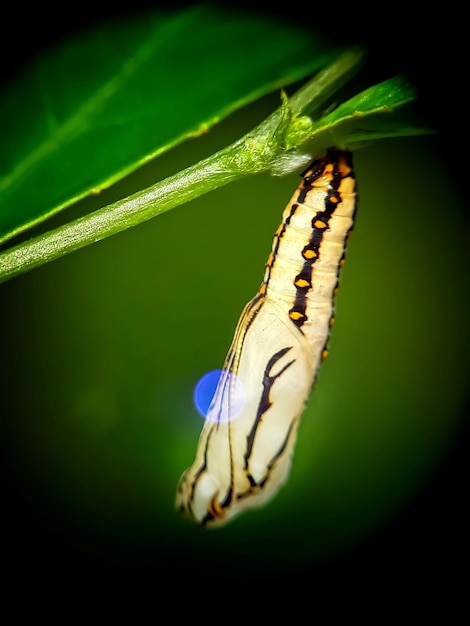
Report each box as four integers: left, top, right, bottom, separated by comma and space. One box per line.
1, 130, 467, 577
1, 2, 468, 587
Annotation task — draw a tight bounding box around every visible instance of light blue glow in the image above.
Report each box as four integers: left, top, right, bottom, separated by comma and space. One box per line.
193, 369, 245, 422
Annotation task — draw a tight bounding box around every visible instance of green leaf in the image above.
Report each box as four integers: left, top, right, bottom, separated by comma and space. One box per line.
0, 50, 367, 284
0, 48, 433, 285
0, 4, 338, 244
306, 75, 433, 150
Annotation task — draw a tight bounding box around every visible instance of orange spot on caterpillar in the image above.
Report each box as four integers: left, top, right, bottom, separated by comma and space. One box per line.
338, 156, 352, 177
259, 283, 267, 295
302, 249, 317, 259
329, 317, 335, 327
321, 349, 329, 359
314, 220, 327, 229
294, 278, 310, 288
209, 496, 224, 518
289, 311, 305, 321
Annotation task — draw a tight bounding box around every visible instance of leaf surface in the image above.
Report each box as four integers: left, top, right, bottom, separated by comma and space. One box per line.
0, 5, 336, 243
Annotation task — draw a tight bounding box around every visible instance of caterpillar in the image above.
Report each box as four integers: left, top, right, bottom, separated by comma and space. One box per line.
176, 149, 357, 527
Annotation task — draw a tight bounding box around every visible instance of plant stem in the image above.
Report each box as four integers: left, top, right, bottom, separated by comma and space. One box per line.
0, 154, 243, 283
0, 49, 365, 284
288, 47, 364, 118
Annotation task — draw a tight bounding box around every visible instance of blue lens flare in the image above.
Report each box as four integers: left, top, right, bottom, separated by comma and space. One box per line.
193, 369, 245, 422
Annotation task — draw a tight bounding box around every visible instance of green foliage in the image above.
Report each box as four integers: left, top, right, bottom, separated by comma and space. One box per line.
0, 5, 336, 245
0, 5, 464, 578
0, 6, 430, 282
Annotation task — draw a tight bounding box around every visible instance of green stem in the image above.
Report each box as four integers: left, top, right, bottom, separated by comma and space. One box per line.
0, 50, 364, 284
287, 47, 364, 118
0, 155, 242, 282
